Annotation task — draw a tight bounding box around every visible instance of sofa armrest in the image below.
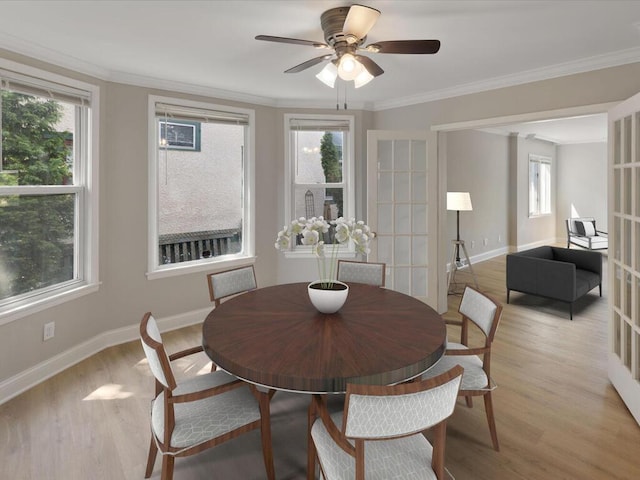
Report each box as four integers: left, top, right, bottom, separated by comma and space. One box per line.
552, 248, 602, 276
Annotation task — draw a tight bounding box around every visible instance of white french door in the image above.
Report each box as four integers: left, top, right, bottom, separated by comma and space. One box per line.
366, 130, 438, 307
608, 91, 640, 425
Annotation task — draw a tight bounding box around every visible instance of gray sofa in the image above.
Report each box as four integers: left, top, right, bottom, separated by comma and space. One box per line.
506, 246, 602, 320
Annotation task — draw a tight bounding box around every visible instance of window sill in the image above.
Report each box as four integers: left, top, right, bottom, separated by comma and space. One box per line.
146, 255, 257, 280
0, 282, 100, 326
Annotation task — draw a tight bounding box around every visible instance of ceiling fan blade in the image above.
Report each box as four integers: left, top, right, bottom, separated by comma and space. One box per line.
255, 35, 328, 49
285, 55, 333, 73
355, 55, 384, 77
343, 5, 381, 40
367, 40, 441, 54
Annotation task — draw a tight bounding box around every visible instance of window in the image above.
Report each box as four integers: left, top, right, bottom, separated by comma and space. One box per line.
529, 154, 551, 217
148, 96, 254, 278
284, 114, 355, 254
0, 61, 98, 322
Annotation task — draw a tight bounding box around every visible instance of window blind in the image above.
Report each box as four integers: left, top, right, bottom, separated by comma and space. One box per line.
0, 69, 91, 106
289, 118, 350, 132
155, 102, 249, 126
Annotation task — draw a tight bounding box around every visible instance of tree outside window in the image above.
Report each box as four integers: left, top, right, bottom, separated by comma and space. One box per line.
0, 91, 75, 301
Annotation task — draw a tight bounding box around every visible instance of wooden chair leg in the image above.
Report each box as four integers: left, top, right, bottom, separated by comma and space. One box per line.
144, 436, 158, 478
484, 392, 500, 451
161, 454, 174, 480
257, 390, 276, 480
465, 395, 473, 407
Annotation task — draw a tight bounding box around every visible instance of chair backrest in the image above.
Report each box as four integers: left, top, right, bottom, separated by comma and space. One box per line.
567, 217, 597, 236
207, 265, 257, 306
140, 312, 176, 390
459, 286, 502, 342
342, 365, 463, 440
336, 260, 386, 287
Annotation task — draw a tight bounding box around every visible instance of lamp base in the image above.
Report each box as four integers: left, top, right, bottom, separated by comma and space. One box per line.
447, 239, 479, 295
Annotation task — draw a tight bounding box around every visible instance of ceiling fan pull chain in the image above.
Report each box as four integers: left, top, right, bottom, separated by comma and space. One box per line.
344, 83, 348, 110
336, 80, 340, 110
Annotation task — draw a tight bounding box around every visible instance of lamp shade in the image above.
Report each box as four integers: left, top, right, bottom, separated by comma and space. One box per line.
447, 192, 472, 211
316, 63, 338, 88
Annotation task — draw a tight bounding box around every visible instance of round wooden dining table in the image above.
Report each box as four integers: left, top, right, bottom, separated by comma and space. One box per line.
202, 282, 447, 393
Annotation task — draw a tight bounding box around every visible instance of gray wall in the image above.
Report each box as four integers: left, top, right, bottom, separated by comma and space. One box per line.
1, 45, 640, 395
556, 142, 608, 237
446, 130, 509, 257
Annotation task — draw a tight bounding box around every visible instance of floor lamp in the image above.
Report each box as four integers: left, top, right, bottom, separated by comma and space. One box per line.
447, 192, 479, 294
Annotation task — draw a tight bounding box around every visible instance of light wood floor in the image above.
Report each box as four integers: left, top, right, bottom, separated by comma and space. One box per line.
1, 253, 639, 479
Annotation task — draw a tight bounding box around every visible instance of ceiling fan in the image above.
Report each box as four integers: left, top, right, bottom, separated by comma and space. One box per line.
255, 4, 440, 88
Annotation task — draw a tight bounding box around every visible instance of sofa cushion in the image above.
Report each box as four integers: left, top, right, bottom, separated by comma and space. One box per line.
575, 269, 601, 298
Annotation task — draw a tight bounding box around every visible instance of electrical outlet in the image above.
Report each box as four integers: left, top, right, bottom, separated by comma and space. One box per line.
498, 234, 502, 243
471, 240, 475, 249
483, 238, 488, 246
43, 321, 55, 341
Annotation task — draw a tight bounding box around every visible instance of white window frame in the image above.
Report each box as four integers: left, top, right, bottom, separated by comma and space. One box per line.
529, 154, 552, 217
283, 114, 355, 258
0, 59, 100, 324
147, 95, 255, 279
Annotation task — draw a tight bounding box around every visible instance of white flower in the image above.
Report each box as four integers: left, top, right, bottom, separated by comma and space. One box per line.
274, 215, 375, 282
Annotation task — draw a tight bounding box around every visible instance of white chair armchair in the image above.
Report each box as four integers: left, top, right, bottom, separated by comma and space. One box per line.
421, 286, 503, 451
139, 312, 275, 480
308, 366, 463, 480
566, 217, 608, 250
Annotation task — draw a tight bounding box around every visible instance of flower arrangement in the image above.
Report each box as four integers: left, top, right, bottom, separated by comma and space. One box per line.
275, 216, 375, 287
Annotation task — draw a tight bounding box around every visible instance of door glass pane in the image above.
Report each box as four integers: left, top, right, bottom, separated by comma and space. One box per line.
394, 204, 411, 234
394, 140, 410, 171
624, 167, 632, 215
378, 140, 392, 170
412, 267, 427, 297
394, 236, 411, 265
413, 204, 427, 234
378, 172, 393, 202
411, 140, 426, 171
394, 267, 411, 295
624, 116, 632, 164
377, 204, 393, 234
377, 236, 393, 264
394, 172, 411, 202
0, 194, 75, 301
412, 172, 427, 203
412, 236, 428, 264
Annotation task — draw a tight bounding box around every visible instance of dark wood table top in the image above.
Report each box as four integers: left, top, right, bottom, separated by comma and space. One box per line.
202, 282, 446, 393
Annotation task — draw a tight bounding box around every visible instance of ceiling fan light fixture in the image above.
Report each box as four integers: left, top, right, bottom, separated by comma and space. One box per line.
337, 53, 361, 81
316, 62, 338, 88
353, 68, 374, 88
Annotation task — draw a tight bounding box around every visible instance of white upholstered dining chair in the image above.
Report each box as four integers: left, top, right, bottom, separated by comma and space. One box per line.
139, 312, 275, 480
421, 285, 503, 451
206, 265, 257, 307
336, 260, 386, 287
308, 365, 463, 480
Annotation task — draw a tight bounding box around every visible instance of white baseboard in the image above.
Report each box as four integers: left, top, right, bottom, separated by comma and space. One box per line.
515, 238, 557, 252
446, 246, 510, 273
0, 307, 210, 406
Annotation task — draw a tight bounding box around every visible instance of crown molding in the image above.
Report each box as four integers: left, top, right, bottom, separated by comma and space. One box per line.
372, 46, 640, 111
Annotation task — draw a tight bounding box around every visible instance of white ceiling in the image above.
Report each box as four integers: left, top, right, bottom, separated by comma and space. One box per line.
1, 1, 638, 141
